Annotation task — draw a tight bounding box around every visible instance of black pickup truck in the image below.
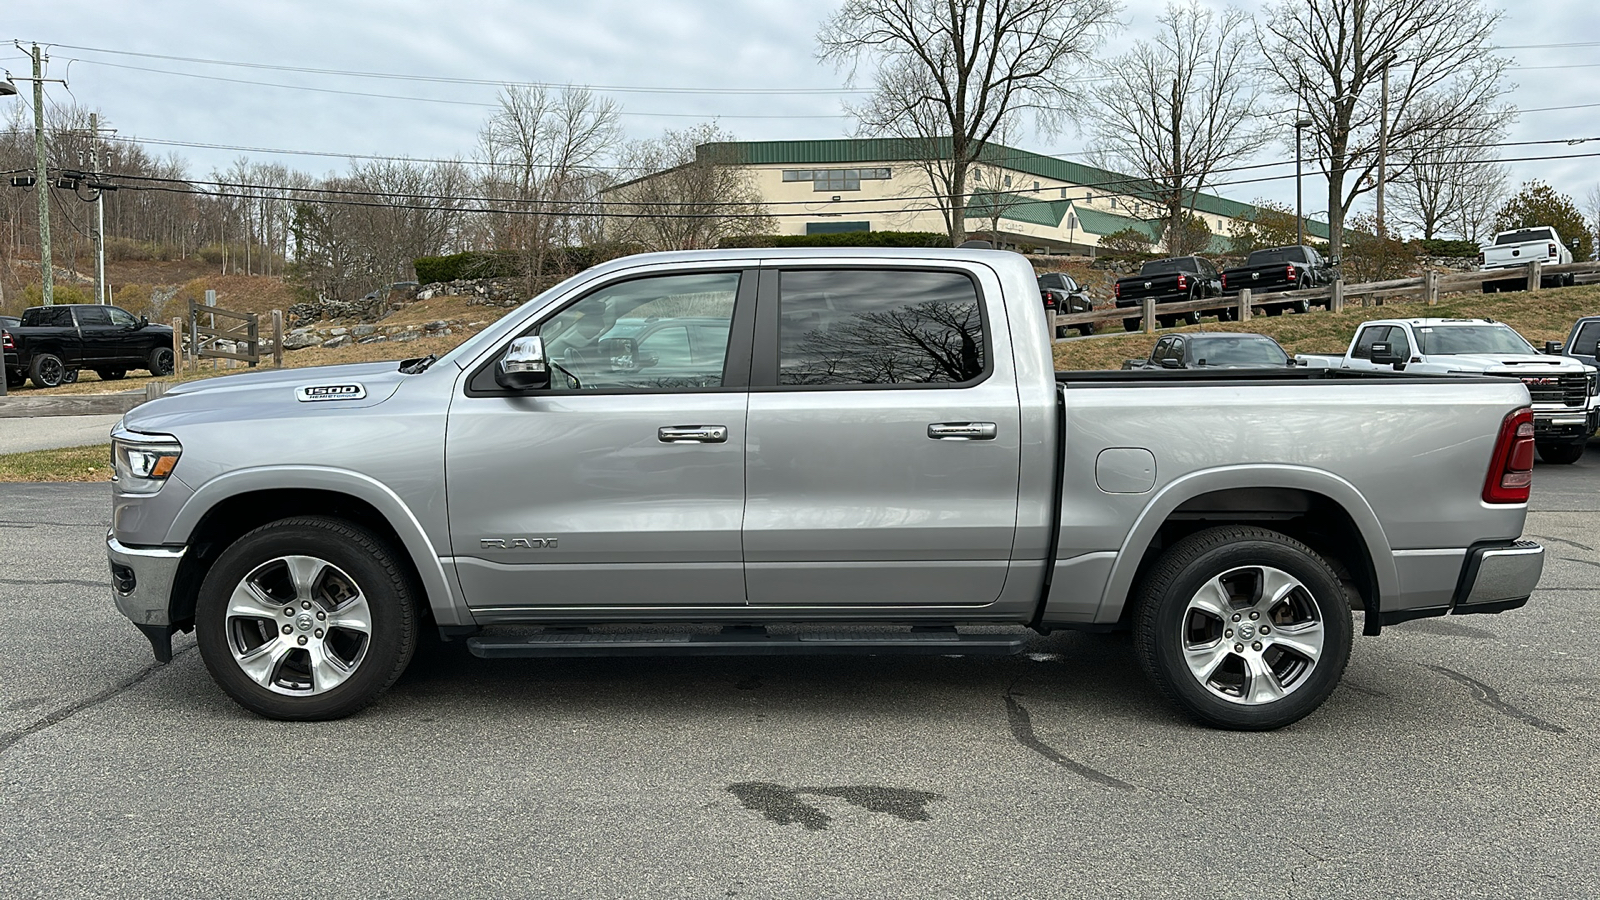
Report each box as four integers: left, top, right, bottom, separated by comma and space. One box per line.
1120, 331, 1294, 370
1220, 246, 1333, 314
1113, 256, 1229, 331
7, 304, 176, 388
1037, 272, 1095, 337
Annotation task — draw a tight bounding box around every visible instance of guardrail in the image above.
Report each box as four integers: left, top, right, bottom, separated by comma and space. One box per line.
1053, 260, 1600, 337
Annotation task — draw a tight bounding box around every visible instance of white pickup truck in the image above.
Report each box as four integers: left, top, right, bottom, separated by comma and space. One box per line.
1299, 318, 1599, 462
1479, 227, 1575, 291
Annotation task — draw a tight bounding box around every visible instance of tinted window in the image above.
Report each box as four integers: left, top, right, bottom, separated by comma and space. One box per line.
108, 307, 139, 327
1388, 327, 1412, 360
75, 307, 111, 327
1495, 228, 1555, 246
22, 307, 75, 327
1414, 324, 1535, 355
1573, 322, 1600, 357
778, 269, 984, 386
1352, 325, 1388, 360
1245, 248, 1306, 266
1192, 336, 1290, 367
535, 271, 739, 390
1142, 258, 1196, 276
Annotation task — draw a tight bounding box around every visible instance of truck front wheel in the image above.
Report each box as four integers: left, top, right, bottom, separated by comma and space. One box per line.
1133, 526, 1353, 730
1536, 441, 1586, 464
195, 516, 419, 721
148, 347, 175, 376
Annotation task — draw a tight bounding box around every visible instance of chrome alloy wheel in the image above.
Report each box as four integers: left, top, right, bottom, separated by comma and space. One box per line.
223, 555, 373, 696
1180, 565, 1325, 705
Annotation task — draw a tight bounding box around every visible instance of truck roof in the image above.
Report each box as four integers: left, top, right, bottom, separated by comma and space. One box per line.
1362, 318, 1504, 328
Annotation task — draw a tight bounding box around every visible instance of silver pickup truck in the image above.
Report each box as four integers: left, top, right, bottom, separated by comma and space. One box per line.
106, 248, 1545, 730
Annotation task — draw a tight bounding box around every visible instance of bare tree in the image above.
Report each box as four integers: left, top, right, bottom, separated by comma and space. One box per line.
818, 0, 1116, 245
1585, 185, 1600, 262
476, 86, 619, 290
1259, 0, 1513, 260
1390, 105, 1509, 241
1084, 2, 1267, 255
609, 123, 774, 251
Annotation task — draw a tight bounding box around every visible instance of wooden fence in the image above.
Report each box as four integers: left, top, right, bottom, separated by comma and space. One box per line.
1053, 260, 1600, 337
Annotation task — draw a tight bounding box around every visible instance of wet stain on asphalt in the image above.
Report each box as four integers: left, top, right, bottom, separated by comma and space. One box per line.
727, 782, 943, 831
1003, 694, 1134, 790
1425, 665, 1567, 734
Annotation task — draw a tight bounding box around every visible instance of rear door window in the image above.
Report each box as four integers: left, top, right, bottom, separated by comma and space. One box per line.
75, 307, 111, 327
776, 269, 986, 386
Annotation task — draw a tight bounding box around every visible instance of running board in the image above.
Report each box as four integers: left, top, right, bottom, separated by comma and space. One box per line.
465, 627, 1027, 658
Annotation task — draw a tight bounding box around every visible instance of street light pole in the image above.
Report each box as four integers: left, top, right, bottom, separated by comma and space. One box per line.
30, 44, 53, 305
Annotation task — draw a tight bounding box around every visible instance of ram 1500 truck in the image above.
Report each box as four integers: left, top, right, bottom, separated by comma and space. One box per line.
1297, 317, 1599, 463
1480, 227, 1575, 292
1121, 332, 1293, 370
1112, 256, 1230, 331
107, 248, 1545, 730
8, 304, 176, 387
1220, 246, 1333, 314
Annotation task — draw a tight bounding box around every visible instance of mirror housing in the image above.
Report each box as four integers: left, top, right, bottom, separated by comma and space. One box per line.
1370, 341, 1405, 368
138, 315, 148, 329
496, 336, 551, 391
1544, 341, 1564, 355
1159, 356, 1184, 369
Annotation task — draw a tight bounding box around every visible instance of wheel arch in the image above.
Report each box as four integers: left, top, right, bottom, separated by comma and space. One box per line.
164, 467, 469, 634
1096, 466, 1397, 635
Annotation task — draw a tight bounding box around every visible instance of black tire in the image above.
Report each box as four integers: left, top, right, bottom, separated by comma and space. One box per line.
196, 516, 419, 720
1536, 441, 1586, 465
148, 346, 175, 376
5, 370, 24, 389
1076, 322, 1096, 337
61, 368, 78, 384
1133, 526, 1353, 730
1123, 317, 1141, 333
95, 368, 127, 381
1264, 305, 1284, 316
1290, 297, 1310, 314
28, 352, 66, 388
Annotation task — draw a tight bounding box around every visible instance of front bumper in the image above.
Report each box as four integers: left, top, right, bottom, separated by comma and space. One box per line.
107, 531, 186, 661
1532, 407, 1595, 442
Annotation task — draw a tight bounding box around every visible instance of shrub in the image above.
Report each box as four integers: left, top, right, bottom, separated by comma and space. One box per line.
1418, 238, 1481, 258
22, 282, 93, 306
1098, 228, 1156, 257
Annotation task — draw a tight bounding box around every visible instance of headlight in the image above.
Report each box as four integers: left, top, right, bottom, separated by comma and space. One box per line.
1589, 372, 1598, 397
112, 434, 182, 494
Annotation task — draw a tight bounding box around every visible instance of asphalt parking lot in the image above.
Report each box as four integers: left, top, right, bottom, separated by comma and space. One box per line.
2, 454, 1598, 899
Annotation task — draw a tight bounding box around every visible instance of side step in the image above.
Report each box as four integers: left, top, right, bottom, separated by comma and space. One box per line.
465, 626, 1027, 659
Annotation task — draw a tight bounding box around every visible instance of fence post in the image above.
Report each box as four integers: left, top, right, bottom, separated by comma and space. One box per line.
272, 310, 284, 367
1142, 296, 1157, 334
1237, 288, 1251, 322
1330, 279, 1344, 312
1425, 271, 1439, 305
171, 318, 184, 375
1527, 259, 1542, 292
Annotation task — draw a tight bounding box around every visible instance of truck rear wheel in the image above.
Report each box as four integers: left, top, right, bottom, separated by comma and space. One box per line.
29, 353, 66, 388
195, 516, 419, 720
1536, 441, 1586, 465
1133, 526, 1352, 730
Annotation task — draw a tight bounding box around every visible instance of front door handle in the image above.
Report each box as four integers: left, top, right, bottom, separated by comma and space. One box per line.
928, 422, 997, 440
659, 425, 729, 444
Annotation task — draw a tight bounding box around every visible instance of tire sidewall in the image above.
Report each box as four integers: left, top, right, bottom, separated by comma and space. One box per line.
196, 518, 417, 720
1138, 532, 1353, 730
30, 353, 64, 388
149, 347, 175, 376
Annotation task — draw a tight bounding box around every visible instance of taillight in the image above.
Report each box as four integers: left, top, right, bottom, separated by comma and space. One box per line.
1221, 273, 1228, 289
1043, 291, 1057, 309
1549, 243, 1557, 257
1478, 252, 1485, 265
1286, 264, 1297, 281
1114, 282, 1122, 298
1483, 408, 1535, 504
1, 331, 11, 350
1177, 273, 1188, 290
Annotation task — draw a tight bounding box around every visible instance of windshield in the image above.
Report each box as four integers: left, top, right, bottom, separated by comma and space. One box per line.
1495, 228, 1554, 246
1414, 324, 1536, 355
1140, 259, 1194, 276
1245, 248, 1306, 266
1193, 336, 1289, 367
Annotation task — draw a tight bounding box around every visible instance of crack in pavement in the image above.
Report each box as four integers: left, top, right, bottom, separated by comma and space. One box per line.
1527, 534, 1596, 553
1002, 694, 1133, 790
1424, 664, 1567, 735
0, 645, 196, 756
1557, 557, 1600, 570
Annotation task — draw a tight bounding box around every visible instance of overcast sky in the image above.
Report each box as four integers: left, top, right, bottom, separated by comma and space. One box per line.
5, 0, 1598, 232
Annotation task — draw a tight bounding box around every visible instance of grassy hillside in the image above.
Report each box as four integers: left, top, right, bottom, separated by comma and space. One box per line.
1053, 283, 1600, 371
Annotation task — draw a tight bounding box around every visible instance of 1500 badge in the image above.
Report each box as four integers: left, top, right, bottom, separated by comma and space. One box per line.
295, 383, 366, 402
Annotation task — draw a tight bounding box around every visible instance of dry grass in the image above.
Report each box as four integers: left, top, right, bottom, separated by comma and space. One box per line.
0, 444, 113, 483
375, 295, 507, 327
1054, 283, 1600, 370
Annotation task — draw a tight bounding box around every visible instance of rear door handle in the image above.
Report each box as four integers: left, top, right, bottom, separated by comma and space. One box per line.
658, 425, 729, 444
927, 422, 997, 440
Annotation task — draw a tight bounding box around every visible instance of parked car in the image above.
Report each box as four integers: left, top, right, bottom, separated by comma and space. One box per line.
1297, 317, 1598, 463
1480, 227, 1574, 292
7, 304, 175, 388
1121, 332, 1293, 370
108, 247, 1544, 731
1556, 316, 1600, 442
1, 315, 20, 388
1113, 256, 1230, 331
1037, 272, 1094, 337
1221, 246, 1334, 314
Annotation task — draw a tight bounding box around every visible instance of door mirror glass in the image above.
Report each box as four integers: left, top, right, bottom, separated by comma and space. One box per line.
496, 336, 551, 391
1159, 356, 1183, 369
597, 336, 640, 373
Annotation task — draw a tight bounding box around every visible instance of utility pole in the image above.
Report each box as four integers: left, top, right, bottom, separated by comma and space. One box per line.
91, 113, 106, 304
30, 44, 53, 305
1376, 59, 1390, 238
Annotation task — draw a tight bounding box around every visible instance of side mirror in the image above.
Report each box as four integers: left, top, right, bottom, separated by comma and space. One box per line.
1544, 341, 1565, 354
1370, 341, 1405, 368
496, 336, 551, 391
1159, 356, 1184, 369
138, 315, 148, 329
597, 336, 640, 373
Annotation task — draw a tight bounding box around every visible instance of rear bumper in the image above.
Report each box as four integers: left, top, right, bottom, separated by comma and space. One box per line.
1379, 541, 1543, 626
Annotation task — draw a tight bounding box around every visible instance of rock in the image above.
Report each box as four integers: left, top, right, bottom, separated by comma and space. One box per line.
329, 327, 348, 336
352, 324, 376, 336
358, 334, 388, 344
282, 331, 322, 351
394, 330, 420, 342
322, 334, 352, 349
